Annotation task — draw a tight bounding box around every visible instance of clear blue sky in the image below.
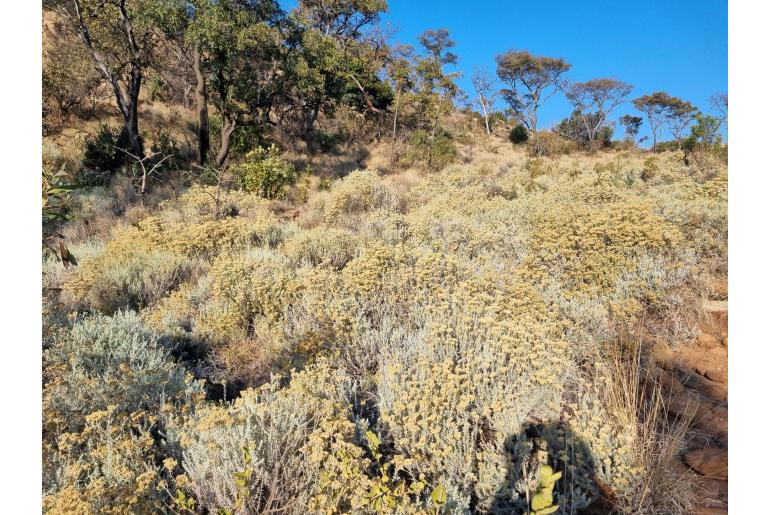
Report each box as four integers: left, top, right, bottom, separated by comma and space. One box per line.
283, 0, 728, 142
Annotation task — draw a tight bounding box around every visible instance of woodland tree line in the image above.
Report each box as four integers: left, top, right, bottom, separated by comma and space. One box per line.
43, 0, 728, 182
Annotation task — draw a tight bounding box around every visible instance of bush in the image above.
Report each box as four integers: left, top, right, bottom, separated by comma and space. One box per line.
236, 145, 303, 199
528, 131, 574, 157
509, 124, 529, 144
62, 222, 192, 313
402, 130, 458, 171
80, 124, 125, 184
43, 312, 202, 514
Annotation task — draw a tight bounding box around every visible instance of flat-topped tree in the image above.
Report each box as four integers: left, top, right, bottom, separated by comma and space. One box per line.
296, 0, 387, 42
565, 78, 633, 151
495, 50, 571, 132
633, 91, 692, 152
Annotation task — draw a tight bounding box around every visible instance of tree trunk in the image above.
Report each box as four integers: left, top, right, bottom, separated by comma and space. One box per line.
304, 103, 320, 138
122, 66, 144, 158
391, 86, 400, 141
479, 93, 490, 137
215, 115, 237, 167
193, 45, 210, 166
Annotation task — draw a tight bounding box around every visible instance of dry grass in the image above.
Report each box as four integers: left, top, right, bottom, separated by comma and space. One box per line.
601, 331, 696, 514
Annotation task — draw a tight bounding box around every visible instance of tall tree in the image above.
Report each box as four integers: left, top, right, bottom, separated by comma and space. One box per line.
471, 66, 500, 137
632, 92, 673, 152
412, 29, 460, 135
633, 92, 694, 152
386, 44, 414, 143
666, 99, 698, 149
51, 0, 167, 158
288, 0, 389, 138
565, 78, 632, 150
186, 0, 285, 167
618, 114, 643, 144
495, 50, 571, 132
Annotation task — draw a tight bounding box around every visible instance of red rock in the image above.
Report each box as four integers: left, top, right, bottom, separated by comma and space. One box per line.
684, 374, 728, 401
696, 507, 728, 515
685, 447, 728, 479
651, 340, 675, 370
658, 371, 685, 394
708, 277, 728, 298
667, 392, 701, 419
705, 369, 727, 383
717, 431, 728, 447
711, 405, 728, 419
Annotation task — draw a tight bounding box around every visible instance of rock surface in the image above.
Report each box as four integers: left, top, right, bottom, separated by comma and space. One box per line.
685, 448, 728, 480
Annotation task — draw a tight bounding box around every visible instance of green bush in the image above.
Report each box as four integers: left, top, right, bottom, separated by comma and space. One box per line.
509, 124, 529, 144
80, 124, 125, 184
236, 145, 303, 199
403, 130, 458, 171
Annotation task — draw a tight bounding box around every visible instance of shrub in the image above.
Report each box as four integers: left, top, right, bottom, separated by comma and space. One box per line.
282, 226, 361, 270
80, 124, 125, 185
311, 169, 404, 223
236, 145, 303, 199
402, 130, 458, 171
509, 124, 529, 144
528, 131, 574, 157
43, 312, 202, 514
62, 222, 191, 313
166, 362, 358, 514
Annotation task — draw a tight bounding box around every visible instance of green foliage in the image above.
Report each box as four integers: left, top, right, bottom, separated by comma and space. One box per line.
555, 110, 613, 149
531, 465, 562, 515
509, 124, 530, 144
81, 124, 125, 181
403, 129, 458, 171
236, 145, 304, 199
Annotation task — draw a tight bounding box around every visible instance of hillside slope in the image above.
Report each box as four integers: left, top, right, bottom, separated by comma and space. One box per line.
42, 140, 727, 514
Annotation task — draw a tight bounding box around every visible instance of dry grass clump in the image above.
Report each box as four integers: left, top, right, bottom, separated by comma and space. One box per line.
43, 138, 725, 513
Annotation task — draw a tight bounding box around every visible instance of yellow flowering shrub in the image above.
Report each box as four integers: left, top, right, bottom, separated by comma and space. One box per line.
44, 141, 726, 513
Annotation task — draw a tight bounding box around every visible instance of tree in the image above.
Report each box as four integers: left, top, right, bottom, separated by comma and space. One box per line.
471, 66, 500, 137
385, 44, 414, 160
565, 78, 632, 150
554, 110, 613, 149
710, 92, 728, 129
42, 33, 103, 121
633, 92, 689, 152
666, 99, 698, 149
155, 0, 212, 166
185, 0, 285, 167
682, 113, 723, 165
618, 114, 643, 144
495, 50, 571, 132
411, 29, 460, 134
295, 0, 387, 42
51, 0, 168, 158
287, 0, 389, 140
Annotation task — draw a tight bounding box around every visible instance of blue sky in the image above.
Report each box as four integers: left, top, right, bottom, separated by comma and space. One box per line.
284, 0, 728, 142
